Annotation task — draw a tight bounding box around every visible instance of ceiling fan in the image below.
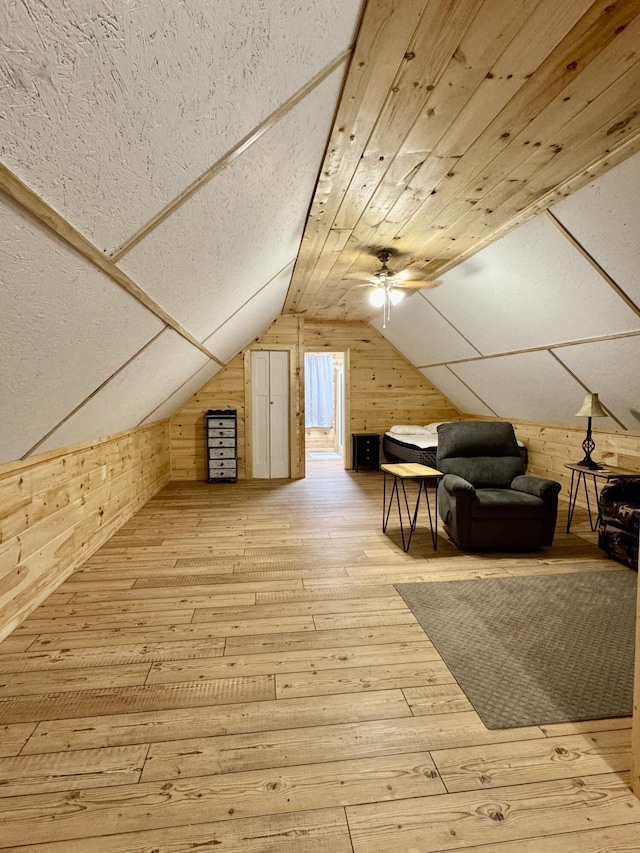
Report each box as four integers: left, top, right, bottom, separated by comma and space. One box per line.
347, 248, 438, 328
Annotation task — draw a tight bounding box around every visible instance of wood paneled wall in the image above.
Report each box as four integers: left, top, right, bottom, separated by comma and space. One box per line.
170, 316, 302, 481
170, 316, 459, 480
0, 422, 170, 641
505, 419, 640, 504
304, 319, 459, 441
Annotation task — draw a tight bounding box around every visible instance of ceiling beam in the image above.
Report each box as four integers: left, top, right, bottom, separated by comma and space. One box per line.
110, 48, 352, 263
0, 164, 223, 365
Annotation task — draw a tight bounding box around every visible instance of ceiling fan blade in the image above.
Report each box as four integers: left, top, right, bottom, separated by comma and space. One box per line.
395, 279, 440, 290
394, 267, 431, 282
343, 271, 378, 282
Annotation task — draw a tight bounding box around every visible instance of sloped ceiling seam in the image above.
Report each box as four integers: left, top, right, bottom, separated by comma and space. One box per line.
364, 318, 463, 418
23, 329, 168, 458
136, 363, 205, 429
431, 131, 640, 281
440, 364, 498, 418
203, 260, 296, 352
137, 261, 296, 427
0, 165, 223, 365
110, 49, 352, 263
414, 330, 640, 370
418, 291, 484, 359
547, 349, 627, 430
545, 209, 640, 317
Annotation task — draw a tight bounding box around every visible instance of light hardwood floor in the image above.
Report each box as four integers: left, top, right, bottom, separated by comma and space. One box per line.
1, 459, 639, 851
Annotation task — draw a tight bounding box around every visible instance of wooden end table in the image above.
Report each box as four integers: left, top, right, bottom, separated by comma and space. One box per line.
381, 463, 443, 552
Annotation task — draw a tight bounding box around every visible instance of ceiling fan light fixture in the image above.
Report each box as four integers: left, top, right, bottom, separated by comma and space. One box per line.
369, 288, 386, 307
389, 288, 404, 305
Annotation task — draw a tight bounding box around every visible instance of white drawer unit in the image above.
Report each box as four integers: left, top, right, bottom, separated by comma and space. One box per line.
208, 437, 235, 447
206, 409, 237, 482
208, 447, 235, 459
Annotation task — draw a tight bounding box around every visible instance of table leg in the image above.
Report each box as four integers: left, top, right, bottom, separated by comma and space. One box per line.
580, 472, 597, 530
383, 475, 441, 553
382, 470, 387, 531
593, 478, 602, 531
396, 478, 407, 551
383, 471, 396, 533
403, 479, 422, 553
566, 468, 579, 533
423, 480, 438, 550
382, 474, 407, 550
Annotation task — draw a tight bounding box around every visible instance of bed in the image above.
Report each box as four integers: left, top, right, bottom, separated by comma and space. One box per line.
383, 423, 528, 469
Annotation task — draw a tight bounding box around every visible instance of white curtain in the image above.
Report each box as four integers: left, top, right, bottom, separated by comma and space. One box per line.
305, 354, 334, 427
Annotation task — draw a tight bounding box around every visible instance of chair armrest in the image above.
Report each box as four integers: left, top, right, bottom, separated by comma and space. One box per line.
511, 475, 560, 546
438, 474, 475, 545
511, 475, 561, 499
441, 473, 476, 497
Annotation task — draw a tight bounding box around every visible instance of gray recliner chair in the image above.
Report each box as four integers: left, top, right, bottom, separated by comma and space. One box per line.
436, 421, 561, 550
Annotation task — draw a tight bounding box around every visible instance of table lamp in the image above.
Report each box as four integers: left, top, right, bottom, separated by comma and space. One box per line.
575, 392, 607, 469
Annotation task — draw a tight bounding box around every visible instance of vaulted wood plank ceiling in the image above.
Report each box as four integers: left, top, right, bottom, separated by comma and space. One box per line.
285, 0, 640, 321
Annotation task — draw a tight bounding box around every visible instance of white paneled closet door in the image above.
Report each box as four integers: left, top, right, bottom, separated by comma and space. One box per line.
251, 350, 289, 479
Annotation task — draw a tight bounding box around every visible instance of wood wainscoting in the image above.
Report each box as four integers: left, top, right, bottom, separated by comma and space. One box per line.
0, 421, 170, 642
501, 419, 640, 510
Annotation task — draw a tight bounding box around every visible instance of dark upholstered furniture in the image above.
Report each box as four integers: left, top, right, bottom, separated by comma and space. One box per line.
436, 421, 561, 550
383, 432, 528, 469
598, 478, 640, 570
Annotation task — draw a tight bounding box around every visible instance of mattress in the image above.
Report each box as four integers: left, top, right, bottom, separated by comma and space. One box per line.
383, 433, 438, 467
383, 432, 528, 469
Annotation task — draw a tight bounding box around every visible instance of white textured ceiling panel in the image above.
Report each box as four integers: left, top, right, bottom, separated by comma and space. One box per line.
1, 1, 362, 252
552, 336, 640, 431
449, 351, 614, 427
141, 361, 223, 425
0, 197, 164, 464
203, 267, 293, 364
371, 292, 480, 366
551, 152, 640, 309
121, 66, 344, 341
428, 214, 640, 354
419, 366, 496, 417
36, 331, 209, 454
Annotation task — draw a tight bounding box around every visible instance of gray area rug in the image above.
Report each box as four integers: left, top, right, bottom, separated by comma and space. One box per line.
395, 570, 637, 729
309, 452, 342, 459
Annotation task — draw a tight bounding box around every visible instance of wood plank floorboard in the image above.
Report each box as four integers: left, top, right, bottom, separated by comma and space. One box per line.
146, 640, 439, 684
8, 807, 354, 853
0, 722, 37, 757
0, 639, 227, 673
22, 690, 414, 754
0, 663, 152, 697
0, 462, 638, 850
346, 773, 640, 853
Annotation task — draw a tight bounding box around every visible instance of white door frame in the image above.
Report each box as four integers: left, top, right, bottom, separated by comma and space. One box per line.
302, 348, 351, 471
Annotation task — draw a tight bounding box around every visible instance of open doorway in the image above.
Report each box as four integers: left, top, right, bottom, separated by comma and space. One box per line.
304, 352, 345, 464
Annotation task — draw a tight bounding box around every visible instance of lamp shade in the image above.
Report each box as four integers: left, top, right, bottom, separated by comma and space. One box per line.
575, 392, 607, 418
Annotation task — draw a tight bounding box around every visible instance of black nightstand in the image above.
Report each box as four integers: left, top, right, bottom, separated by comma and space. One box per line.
352, 433, 380, 471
